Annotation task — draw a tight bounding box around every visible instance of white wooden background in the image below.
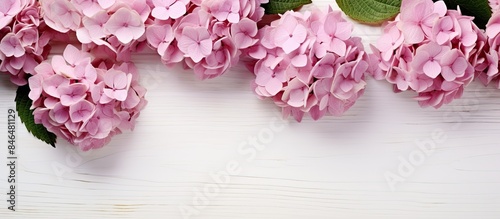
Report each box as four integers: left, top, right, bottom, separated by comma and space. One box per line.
1, 1, 500, 218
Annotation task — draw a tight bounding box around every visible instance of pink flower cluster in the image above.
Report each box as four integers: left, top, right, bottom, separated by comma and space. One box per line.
41, 0, 151, 61
482, 10, 500, 87
370, 0, 486, 108
146, 0, 268, 79
0, 0, 52, 85
247, 8, 369, 122
28, 45, 147, 151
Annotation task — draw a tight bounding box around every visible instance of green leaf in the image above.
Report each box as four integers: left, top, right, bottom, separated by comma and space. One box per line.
15, 84, 57, 147
437, 0, 491, 29
263, 0, 312, 14
336, 0, 401, 24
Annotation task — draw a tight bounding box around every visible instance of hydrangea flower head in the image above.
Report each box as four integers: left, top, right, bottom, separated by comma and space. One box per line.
0, 0, 31, 29
479, 9, 500, 88
145, 0, 268, 79
0, 0, 55, 86
370, 0, 486, 108
29, 45, 147, 150
40, 0, 152, 62
247, 7, 369, 122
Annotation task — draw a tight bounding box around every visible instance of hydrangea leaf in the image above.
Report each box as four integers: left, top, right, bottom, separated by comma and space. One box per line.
263, 0, 312, 14
336, 0, 401, 24
15, 84, 57, 147
436, 0, 491, 29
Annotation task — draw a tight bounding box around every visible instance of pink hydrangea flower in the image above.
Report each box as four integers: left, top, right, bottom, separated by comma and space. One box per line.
247, 7, 369, 122
42, 0, 81, 33
151, 0, 189, 20
29, 45, 147, 151
0, 0, 32, 29
480, 10, 500, 88
104, 7, 145, 44
177, 26, 212, 62
145, 0, 268, 79
70, 0, 115, 17
0, 0, 55, 86
40, 0, 151, 61
370, 0, 486, 108
273, 14, 307, 54
398, 0, 446, 44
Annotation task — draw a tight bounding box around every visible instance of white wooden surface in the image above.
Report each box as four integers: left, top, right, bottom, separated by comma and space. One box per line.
1, 1, 500, 218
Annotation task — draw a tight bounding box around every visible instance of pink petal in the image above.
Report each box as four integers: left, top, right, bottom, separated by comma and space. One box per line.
178, 27, 212, 62
486, 23, 500, 38
104, 8, 145, 44
433, 0, 447, 16
113, 72, 128, 89
323, 15, 338, 35
403, 24, 425, 44
168, 1, 187, 19
22, 56, 38, 74
441, 67, 456, 81
146, 24, 167, 47
43, 75, 68, 98
440, 49, 459, 66
291, 54, 307, 67
451, 57, 468, 74
51, 55, 74, 78
28, 75, 43, 101
274, 27, 292, 48
436, 32, 450, 45
199, 38, 213, 56
461, 32, 477, 47
423, 60, 441, 78
330, 38, 346, 56
319, 95, 329, 110
227, 12, 240, 23
255, 69, 272, 86
115, 89, 129, 101
104, 69, 120, 88
441, 81, 460, 91
44, 97, 59, 109
59, 83, 89, 106
69, 100, 95, 123
288, 88, 306, 107
0, 34, 24, 57
122, 89, 140, 109
151, 6, 170, 20
280, 38, 300, 54
309, 106, 326, 120
340, 80, 354, 93
49, 103, 69, 124
64, 44, 89, 65
98, 0, 115, 9
34, 62, 55, 76
265, 77, 282, 95
85, 117, 112, 139
279, 13, 298, 34
334, 22, 352, 40
76, 27, 92, 44
292, 24, 307, 45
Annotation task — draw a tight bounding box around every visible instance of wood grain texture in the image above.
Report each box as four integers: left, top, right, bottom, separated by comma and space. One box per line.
1, 1, 500, 218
